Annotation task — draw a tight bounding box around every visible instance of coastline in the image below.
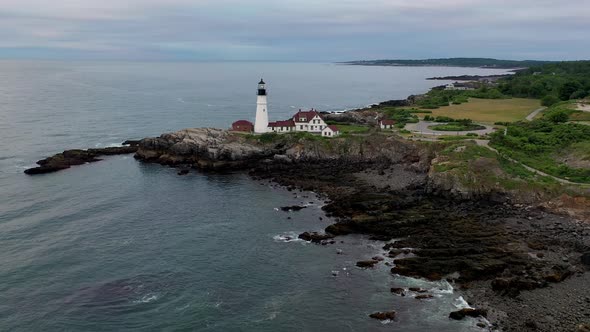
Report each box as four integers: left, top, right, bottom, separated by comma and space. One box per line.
24, 87, 590, 331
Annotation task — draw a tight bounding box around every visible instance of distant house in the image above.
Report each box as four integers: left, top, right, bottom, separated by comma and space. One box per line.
231, 120, 254, 132
380, 119, 396, 129
268, 119, 295, 133
321, 125, 340, 137
445, 82, 475, 91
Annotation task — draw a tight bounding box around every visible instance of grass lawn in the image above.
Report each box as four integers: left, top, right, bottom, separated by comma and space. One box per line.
417, 98, 541, 124
335, 124, 370, 134
428, 123, 486, 131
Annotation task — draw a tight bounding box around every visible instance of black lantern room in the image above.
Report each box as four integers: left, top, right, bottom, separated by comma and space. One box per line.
257, 78, 266, 96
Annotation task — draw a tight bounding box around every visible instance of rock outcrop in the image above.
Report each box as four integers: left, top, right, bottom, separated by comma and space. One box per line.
25, 146, 138, 175
134, 128, 276, 169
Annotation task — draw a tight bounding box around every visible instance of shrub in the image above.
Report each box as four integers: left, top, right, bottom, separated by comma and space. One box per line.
541, 95, 560, 107
545, 110, 570, 123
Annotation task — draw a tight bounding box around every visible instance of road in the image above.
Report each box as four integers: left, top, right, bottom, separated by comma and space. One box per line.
525, 107, 547, 121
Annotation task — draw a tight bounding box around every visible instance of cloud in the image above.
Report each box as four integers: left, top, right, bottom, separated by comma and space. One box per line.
0, 0, 588, 60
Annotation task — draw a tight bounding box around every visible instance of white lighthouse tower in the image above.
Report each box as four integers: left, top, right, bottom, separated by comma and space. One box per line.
254, 78, 269, 133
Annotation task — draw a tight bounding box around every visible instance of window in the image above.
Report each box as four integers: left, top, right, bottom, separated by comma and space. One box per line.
300, 125, 303, 130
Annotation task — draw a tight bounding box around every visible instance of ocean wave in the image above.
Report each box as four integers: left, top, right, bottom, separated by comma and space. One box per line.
453, 296, 470, 309
133, 294, 159, 304
273, 232, 304, 243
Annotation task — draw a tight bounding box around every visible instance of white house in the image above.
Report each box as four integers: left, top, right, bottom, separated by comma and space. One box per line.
292, 109, 327, 133
445, 82, 475, 91
268, 119, 295, 133
380, 119, 396, 129
321, 125, 340, 137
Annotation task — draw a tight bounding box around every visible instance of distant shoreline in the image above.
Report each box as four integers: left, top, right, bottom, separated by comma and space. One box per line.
339, 57, 553, 69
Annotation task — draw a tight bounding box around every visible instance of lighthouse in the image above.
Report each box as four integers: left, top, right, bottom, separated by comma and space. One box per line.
254, 78, 269, 133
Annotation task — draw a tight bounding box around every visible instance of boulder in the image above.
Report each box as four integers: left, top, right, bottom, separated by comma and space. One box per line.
369, 311, 396, 320
415, 294, 433, 300
449, 308, 488, 320
390, 288, 405, 296
280, 205, 306, 212
356, 260, 379, 268
298, 232, 334, 243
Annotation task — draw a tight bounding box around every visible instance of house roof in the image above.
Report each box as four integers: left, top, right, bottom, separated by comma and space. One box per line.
259, 78, 265, 84
324, 125, 339, 132
293, 109, 323, 123
232, 120, 253, 126
380, 119, 396, 125
269, 119, 295, 127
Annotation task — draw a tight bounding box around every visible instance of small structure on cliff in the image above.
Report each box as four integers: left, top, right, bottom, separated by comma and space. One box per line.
380, 119, 396, 130
321, 125, 340, 137
231, 120, 254, 132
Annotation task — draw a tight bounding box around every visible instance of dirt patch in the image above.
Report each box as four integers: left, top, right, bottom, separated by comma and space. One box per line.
577, 102, 590, 112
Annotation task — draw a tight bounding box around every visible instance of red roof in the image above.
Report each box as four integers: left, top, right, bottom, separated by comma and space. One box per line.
293, 109, 323, 123
268, 119, 295, 127
380, 119, 396, 125
232, 120, 253, 126
325, 125, 339, 132
231, 120, 254, 132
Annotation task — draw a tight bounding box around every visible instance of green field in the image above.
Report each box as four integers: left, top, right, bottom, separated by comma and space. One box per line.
335, 124, 370, 134
428, 123, 486, 131
418, 98, 541, 124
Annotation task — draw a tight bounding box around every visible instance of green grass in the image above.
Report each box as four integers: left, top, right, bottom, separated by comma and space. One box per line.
424, 98, 541, 124
433, 143, 560, 191
429, 123, 486, 131
334, 124, 370, 134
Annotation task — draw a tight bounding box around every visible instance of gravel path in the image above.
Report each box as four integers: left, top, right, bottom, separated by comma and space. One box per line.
526, 107, 547, 121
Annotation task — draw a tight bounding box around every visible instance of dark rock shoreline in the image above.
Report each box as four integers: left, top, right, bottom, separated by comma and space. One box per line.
247, 150, 590, 331
27, 127, 590, 330
24, 145, 138, 175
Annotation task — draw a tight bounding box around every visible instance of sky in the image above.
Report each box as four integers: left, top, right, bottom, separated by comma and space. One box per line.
0, 0, 588, 61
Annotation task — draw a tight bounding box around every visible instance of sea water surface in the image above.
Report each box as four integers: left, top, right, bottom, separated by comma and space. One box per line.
0, 61, 510, 331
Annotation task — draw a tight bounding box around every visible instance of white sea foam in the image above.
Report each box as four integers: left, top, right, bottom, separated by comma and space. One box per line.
273, 232, 304, 243
453, 296, 471, 309
429, 280, 454, 295
133, 294, 158, 304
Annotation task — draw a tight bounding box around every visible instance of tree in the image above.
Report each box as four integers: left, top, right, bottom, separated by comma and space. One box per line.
541, 95, 559, 106
570, 90, 588, 100
546, 110, 569, 123
559, 81, 583, 100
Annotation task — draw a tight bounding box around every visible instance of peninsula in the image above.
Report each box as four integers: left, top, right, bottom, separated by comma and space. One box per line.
24, 60, 590, 331
341, 57, 554, 69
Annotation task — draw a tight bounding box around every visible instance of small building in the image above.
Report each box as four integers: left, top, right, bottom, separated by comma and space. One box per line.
445, 82, 475, 91
292, 109, 327, 133
268, 119, 295, 133
322, 125, 340, 137
380, 119, 396, 129
231, 120, 254, 132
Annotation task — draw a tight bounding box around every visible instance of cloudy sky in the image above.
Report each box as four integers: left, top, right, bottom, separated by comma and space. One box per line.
0, 0, 588, 61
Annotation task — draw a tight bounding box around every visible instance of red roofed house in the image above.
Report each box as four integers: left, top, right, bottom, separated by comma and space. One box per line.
321, 125, 340, 137
292, 109, 327, 133
231, 120, 254, 132
268, 119, 295, 133
379, 119, 396, 130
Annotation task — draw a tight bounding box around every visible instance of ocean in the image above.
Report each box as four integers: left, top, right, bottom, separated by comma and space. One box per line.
0, 60, 509, 331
